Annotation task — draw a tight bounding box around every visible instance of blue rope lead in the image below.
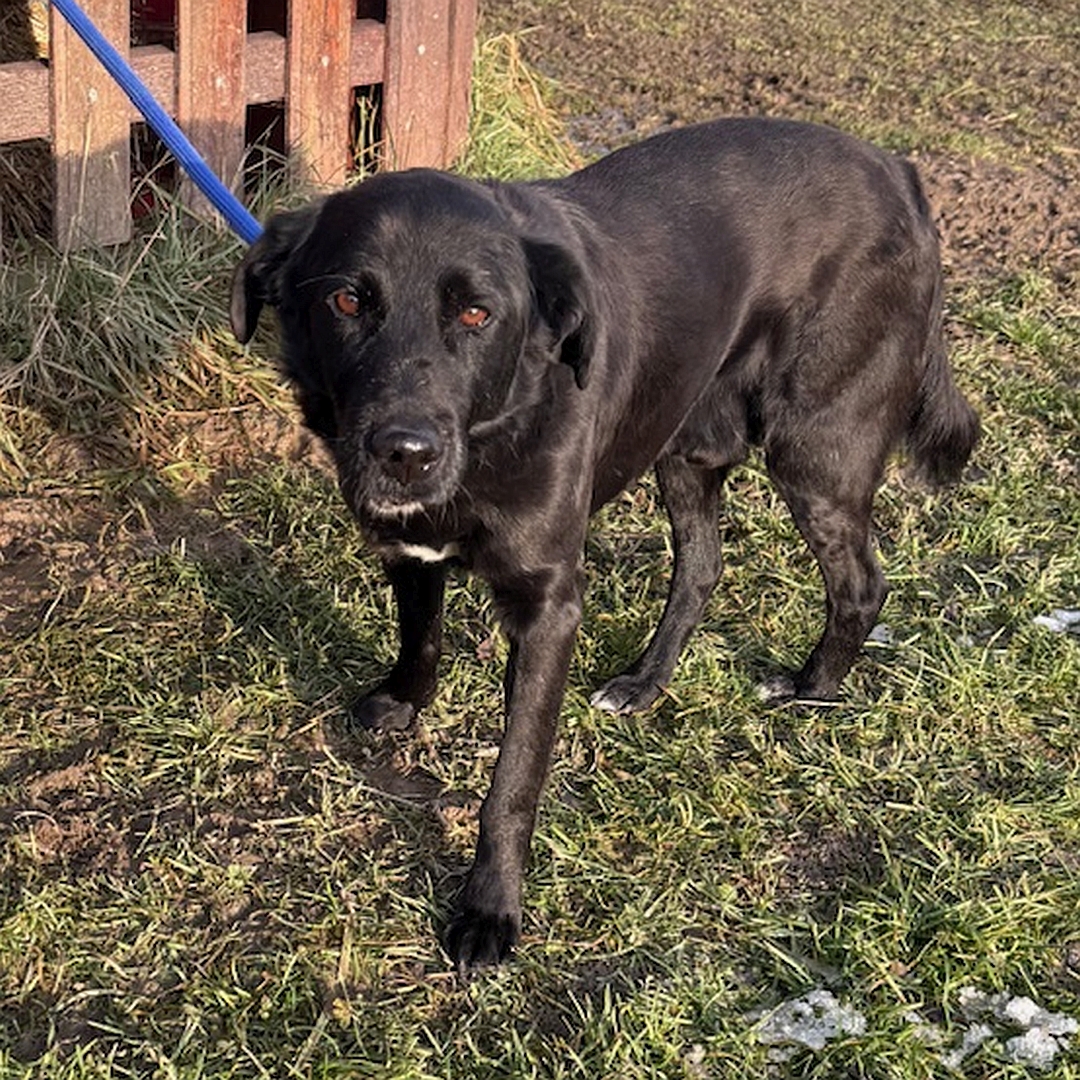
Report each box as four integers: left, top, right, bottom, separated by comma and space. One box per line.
49, 0, 263, 244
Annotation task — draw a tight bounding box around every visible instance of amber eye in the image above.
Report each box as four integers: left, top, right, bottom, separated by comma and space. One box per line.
459, 305, 491, 329
330, 288, 361, 317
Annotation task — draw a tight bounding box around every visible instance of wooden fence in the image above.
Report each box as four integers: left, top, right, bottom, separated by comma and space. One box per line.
0, 0, 476, 246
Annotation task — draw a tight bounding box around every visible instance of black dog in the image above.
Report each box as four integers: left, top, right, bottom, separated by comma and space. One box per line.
231, 118, 979, 970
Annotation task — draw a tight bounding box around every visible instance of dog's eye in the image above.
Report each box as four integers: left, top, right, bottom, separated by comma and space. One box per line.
329, 288, 362, 317
459, 306, 491, 329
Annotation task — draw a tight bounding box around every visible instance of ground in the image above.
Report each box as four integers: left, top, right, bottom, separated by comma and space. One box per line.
2, 2, 1079, 1074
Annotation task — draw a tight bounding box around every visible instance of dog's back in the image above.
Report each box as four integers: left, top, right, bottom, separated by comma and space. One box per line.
540, 119, 979, 707
520, 118, 977, 506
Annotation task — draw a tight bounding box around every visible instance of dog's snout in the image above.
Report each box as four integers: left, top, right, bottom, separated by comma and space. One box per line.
371, 422, 443, 486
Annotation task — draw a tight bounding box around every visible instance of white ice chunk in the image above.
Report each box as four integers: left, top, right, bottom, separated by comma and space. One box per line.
754, 989, 866, 1054
942, 987, 1078, 1072
1006, 1028, 1066, 1072
940, 1022, 994, 1069
1032, 608, 1080, 633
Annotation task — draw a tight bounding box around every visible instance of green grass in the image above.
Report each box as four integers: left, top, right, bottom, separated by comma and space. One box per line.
3, 24, 1080, 1080
458, 34, 583, 180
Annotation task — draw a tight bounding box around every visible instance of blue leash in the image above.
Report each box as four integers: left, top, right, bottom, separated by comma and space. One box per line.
50, 0, 263, 244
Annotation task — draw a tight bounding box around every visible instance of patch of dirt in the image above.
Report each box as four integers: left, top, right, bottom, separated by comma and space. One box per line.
0, 403, 333, 636
917, 154, 1080, 284
2, 756, 143, 878
0, 490, 197, 637
0, 496, 111, 635
136, 401, 335, 476
778, 822, 887, 902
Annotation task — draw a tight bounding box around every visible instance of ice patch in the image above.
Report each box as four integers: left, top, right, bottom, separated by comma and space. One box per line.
752, 989, 866, 1061
1032, 608, 1080, 634
939, 1022, 994, 1070
1006, 1028, 1069, 1072
937, 987, 1078, 1072
746, 985, 1076, 1070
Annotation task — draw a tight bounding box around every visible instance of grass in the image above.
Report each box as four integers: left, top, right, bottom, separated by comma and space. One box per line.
458, 34, 583, 180
2, 21, 1080, 1080
0, 201, 264, 481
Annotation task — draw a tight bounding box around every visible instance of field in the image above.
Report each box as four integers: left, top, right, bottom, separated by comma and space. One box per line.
2, 1, 1079, 1076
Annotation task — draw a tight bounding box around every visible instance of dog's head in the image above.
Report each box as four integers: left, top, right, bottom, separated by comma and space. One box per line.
231, 170, 594, 520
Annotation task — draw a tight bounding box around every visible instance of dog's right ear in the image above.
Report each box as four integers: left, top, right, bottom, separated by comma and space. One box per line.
230, 203, 321, 344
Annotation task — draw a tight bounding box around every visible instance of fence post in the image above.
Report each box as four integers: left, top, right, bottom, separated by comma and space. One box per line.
176, 0, 247, 215
50, 0, 132, 246
384, 0, 474, 169
445, 0, 478, 166
287, 0, 353, 185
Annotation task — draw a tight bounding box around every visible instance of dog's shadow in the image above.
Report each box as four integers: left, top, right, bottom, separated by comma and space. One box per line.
186, 518, 488, 914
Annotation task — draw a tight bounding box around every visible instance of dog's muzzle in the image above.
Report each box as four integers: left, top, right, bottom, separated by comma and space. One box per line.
347, 415, 463, 518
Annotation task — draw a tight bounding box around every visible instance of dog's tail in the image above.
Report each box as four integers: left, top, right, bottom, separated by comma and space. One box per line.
905, 307, 980, 486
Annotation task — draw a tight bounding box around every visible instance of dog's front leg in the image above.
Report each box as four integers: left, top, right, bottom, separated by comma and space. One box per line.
351, 558, 447, 732
446, 568, 583, 971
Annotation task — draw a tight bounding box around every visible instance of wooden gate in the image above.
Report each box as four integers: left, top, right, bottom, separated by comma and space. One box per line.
0, 0, 476, 246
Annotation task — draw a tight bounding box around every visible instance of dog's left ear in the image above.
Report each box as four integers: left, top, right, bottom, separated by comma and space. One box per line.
523, 238, 596, 390
230, 202, 321, 344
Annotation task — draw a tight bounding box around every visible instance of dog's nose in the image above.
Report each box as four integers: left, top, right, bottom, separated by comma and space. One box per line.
370, 422, 443, 486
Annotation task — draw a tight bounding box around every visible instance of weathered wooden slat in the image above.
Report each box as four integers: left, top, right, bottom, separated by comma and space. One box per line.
444, 0, 477, 165
0, 60, 49, 143
286, 0, 353, 185
384, 0, 451, 169
176, 0, 247, 213
0, 48, 172, 145
351, 19, 387, 90
0, 22, 384, 145
50, 0, 132, 246
132, 46, 176, 113
241, 32, 286, 105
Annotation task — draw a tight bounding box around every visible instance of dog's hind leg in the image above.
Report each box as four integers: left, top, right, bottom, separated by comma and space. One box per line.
760, 435, 888, 703
591, 454, 728, 714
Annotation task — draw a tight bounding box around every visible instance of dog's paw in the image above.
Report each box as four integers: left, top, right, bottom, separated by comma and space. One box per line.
349, 692, 417, 732
756, 674, 840, 707
445, 906, 520, 974
589, 673, 662, 714
756, 673, 797, 705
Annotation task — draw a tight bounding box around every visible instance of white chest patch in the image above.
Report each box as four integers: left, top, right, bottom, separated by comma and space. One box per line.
382, 541, 461, 563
